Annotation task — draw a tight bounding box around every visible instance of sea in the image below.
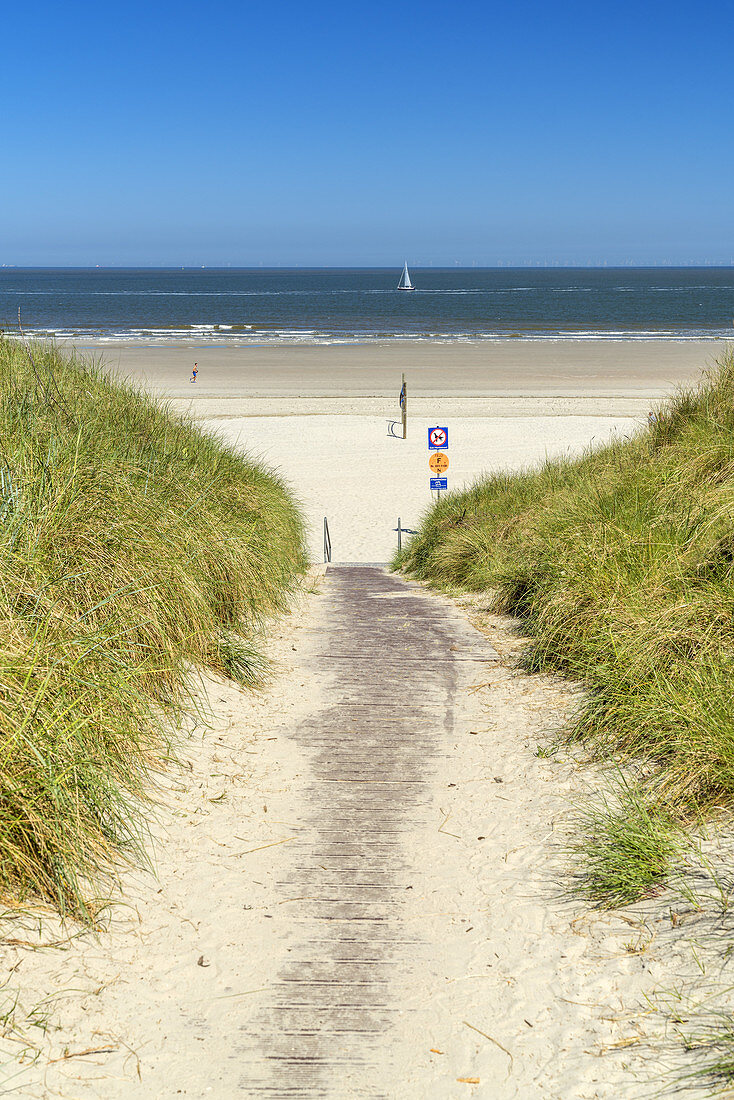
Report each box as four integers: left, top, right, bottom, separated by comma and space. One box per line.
1, 267, 733, 344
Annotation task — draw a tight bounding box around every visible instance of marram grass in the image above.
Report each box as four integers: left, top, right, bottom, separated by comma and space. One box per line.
571, 774, 684, 908
0, 338, 306, 918
397, 351, 734, 903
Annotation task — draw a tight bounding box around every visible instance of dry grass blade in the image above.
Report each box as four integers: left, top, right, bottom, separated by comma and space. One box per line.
463, 1020, 514, 1069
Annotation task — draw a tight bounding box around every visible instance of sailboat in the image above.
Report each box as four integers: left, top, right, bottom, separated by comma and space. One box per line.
397, 262, 415, 291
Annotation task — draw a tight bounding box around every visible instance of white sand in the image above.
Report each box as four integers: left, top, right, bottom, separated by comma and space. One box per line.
204, 414, 639, 563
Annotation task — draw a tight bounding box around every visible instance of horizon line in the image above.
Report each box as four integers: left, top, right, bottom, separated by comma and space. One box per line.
2, 263, 734, 271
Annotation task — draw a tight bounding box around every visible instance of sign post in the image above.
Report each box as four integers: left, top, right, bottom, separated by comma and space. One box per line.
428, 426, 449, 498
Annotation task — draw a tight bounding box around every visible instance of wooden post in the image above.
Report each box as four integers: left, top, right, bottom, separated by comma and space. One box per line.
401, 373, 407, 439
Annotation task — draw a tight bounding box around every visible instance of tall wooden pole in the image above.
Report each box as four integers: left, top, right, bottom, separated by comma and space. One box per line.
402, 373, 407, 439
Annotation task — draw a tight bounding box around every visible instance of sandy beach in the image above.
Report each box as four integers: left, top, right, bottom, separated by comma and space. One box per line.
66, 337, 725, 562
74, 337, 723, 402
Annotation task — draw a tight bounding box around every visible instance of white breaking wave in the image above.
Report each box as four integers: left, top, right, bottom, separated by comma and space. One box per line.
17, 325, 731, 346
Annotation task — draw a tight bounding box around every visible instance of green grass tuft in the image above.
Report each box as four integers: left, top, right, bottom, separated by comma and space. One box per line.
573, 777, 683, 907
0, 338, 306, 917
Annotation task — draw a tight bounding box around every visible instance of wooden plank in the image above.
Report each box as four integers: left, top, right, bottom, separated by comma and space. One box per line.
238, 564, 499, 1094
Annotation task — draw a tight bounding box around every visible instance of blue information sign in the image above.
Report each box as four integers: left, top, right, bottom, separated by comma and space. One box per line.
428, 426, 449, 450
430, 477, 448, 491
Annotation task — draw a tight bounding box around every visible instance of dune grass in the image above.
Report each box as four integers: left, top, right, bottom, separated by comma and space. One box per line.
0, 338, 306, 918
571, 775, 684, 907
397, 350, 734, 904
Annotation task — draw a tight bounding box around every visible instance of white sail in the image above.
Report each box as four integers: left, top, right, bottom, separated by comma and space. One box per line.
397, 262, 414, 290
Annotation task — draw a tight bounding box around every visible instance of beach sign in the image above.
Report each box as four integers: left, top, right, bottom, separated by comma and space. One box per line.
428, 426, 449, 494
429, 452, 449, 475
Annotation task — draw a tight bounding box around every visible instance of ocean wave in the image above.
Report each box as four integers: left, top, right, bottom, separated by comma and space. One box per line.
16, 325, 731, 346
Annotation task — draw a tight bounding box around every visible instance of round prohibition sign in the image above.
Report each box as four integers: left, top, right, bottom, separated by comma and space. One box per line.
429, 452, 449, 474
429, 427, 447, 448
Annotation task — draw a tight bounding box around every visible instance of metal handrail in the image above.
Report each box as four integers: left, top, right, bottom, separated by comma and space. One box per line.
323, 516, 332, 563
394, 516, 418, 552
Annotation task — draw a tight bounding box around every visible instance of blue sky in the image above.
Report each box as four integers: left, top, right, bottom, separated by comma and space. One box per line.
1, 0, 732, 266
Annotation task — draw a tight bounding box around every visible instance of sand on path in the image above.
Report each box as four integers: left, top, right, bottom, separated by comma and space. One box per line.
237, 565, 503, 1093
0, 570, 715, 1098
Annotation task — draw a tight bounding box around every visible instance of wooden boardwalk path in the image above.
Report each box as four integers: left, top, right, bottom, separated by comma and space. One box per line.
239, 565, 499, 1097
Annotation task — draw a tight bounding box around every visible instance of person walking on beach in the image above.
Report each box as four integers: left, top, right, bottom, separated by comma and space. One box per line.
190, 363, 198, 383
